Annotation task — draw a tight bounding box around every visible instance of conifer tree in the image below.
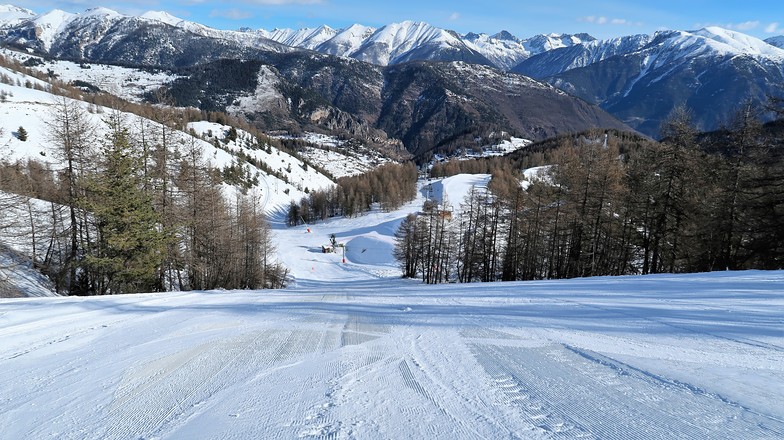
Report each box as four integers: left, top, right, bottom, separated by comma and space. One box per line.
85, 116, 165, 294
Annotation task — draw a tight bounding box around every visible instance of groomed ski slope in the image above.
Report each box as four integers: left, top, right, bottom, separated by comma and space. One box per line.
1, 174, 783, 439
0, 272, 782, 439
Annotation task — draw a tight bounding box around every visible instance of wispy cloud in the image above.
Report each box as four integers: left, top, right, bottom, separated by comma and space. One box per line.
449, 12, 460, 21
578, 16, 642, 27
765, 22, 782, 34
734, 21, 760, 31
579, 16, 606, 25
210, 8, 253, 19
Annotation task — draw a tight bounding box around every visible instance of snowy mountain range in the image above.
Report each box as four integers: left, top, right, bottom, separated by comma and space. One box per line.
0, 6, 291, 65
0, 5, 590, 71
2, 5, 783, 74
517, 26, 784, 135
256, 21, 593, 70
2, 5, 784, 138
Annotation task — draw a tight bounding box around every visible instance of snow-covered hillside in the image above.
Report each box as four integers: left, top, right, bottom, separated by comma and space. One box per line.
269, 173, 488, 281
0, 63, 340, 297
0, 62, 334, 208
0, 268, 781, 438
2, 88, 783, 436
187, 122, 335, 207
431, 136, 532, 163
0, 192, 57, 298
1, 47, 178, 102
0, 4, 34, 28
274, 132, 394, 178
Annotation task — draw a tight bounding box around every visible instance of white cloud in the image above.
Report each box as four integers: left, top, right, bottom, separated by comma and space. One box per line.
766, 22, 782, 34
735, 21, 760, 31
578, 16, 601, 24
209, 8, 253, 19
449, 12, 460, 21
579, 16, 641, 27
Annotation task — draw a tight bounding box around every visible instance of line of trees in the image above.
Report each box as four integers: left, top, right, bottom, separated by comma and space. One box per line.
287, 162, 418, 225
0, 97, 288, 295
396, 105, 784, 283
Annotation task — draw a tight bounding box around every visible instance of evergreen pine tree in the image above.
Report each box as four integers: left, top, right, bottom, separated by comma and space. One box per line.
17, 126, 27, 141
86, 119, 165, 294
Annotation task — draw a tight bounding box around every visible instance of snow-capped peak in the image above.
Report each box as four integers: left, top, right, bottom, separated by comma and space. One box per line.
0, 4, 35, 27
315, 23, 376, 57
140, 10, 185, 27
80, 7, 121, 19
27, 9, 75, 51
693, 26, 784, 58
352, 20, 463, 65
31, 8, 73, 26
492, 30, 520, 43
370, 21, 459, 47
0, 4, 33, 14
523, 33, 591, 54
647, 27, 784, 62
260, 25, 337, 50
462, 31, 529, 70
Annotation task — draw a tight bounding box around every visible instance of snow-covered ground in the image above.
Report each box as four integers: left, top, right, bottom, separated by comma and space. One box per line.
273, 132, 394, 178
0, 193, 58, 298
271, 174, 488, 281
1, 172, 783, 438
0, 271, 781, 439
432, 136, 532, 165
187, 122, 335, 212
0, 47, 179, 103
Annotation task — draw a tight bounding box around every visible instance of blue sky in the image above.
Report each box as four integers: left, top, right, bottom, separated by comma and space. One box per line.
15, 0, 784, 40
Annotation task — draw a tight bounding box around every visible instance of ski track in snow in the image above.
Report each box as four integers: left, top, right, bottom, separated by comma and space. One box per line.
0, 273, 783, 439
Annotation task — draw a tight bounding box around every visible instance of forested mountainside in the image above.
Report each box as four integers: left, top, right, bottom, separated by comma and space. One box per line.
160, 55, 629, 160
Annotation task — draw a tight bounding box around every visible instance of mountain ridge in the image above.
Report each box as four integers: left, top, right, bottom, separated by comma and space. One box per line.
515, 27, 784, 136
4, 5, 782, 140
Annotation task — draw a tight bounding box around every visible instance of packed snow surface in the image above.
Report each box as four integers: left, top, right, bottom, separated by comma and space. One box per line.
0, 270, 782, 439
